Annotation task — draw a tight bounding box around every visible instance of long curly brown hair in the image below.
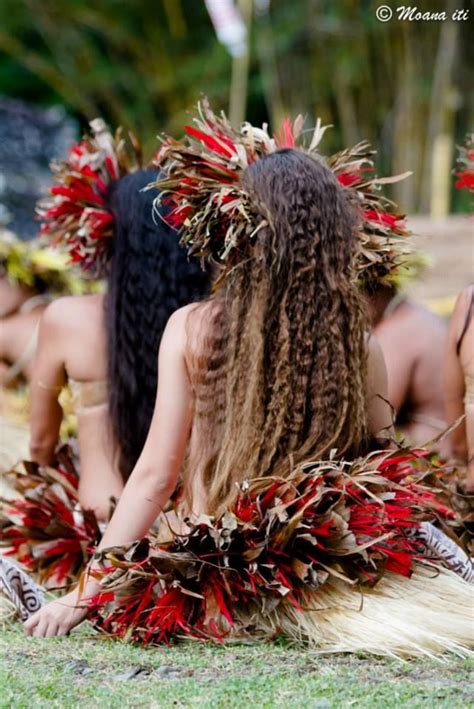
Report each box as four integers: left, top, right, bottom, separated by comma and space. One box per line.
186, 148, 369, 514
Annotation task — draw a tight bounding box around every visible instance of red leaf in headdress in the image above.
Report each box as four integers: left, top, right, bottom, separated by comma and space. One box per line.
167, 206, 192, 229
337, 171, 362, 187
274, 117, 295, 148
185, 125, 235, 158
104, 156, 118, 180
364, 209, 405, 231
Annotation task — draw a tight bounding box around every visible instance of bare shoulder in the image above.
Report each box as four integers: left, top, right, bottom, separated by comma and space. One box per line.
39, 296, 105, 367
163, 300, 214, 341
160, 304, 198, 355
162, 301, 218, 369
451, 286, 473, 327
41, 295, 103, 334
41, 295, 104, 336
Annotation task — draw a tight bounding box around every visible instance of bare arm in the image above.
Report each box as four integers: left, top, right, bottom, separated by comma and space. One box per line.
96, 308, 193, 549
373, 321, 412, 412
444, 291, 468, 460
366, 335, 395, 443
29, 303, 67, 464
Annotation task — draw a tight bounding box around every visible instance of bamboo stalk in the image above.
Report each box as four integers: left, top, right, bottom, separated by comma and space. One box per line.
229, 0, 253, 127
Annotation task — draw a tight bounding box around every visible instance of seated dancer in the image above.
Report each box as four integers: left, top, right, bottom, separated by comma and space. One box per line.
0, 234, 81, 473
0, 233, 72, 386
0, 121, 208, 584
30, 120, 208, 518
22, 106, 472, 655
367, 281, 448, 449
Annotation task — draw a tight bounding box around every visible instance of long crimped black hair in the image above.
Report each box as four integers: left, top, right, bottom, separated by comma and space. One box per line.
105, 169, 209, 481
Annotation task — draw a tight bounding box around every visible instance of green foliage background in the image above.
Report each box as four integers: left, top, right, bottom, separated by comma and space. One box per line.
0, 0, 471, 212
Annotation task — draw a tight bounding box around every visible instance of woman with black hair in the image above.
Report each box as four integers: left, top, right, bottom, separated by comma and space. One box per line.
0, 124, 208, 584
29, 173, 206, 522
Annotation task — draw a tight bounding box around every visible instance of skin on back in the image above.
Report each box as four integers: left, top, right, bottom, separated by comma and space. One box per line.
29, 294, 123, 519
373, 300, 448, 450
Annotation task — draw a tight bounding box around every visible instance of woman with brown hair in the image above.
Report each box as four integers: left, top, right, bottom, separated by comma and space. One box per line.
21, 106, 472, 655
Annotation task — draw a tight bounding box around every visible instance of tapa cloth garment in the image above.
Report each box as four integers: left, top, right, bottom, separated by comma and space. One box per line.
0, 557, 44, 621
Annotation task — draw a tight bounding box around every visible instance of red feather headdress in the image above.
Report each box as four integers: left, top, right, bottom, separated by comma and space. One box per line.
37, 119, 143, 276
152, 99, 412, 286
454, 134, 474, 193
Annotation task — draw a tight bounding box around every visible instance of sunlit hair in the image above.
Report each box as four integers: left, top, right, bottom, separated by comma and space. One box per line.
184, 149, 369, 514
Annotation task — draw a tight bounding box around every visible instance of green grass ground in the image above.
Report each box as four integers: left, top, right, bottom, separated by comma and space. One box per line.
1, 626, 472, 708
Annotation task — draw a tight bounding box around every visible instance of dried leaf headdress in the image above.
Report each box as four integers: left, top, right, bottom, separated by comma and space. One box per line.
152, 99, 412, 286
37, 119, 143, 276
454, 134, 474, 193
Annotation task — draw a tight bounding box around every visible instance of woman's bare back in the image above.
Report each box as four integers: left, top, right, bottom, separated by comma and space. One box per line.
30, 294, 123, 518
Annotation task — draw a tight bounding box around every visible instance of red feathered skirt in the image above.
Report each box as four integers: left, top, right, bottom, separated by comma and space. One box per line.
0, 445, 102, 590
87, 449, 473, 657
1, 447, 473, 656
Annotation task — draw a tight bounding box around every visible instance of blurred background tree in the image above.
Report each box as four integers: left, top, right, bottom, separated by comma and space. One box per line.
0, 0, 471, 213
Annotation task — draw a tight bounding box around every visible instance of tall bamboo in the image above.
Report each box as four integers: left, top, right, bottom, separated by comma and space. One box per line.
229, 0, 253, 127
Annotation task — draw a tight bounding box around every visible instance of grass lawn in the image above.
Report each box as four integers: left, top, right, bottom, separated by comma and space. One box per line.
1, 625, 472, 708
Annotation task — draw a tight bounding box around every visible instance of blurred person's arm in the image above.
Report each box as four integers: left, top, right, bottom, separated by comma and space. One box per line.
444, 291, 469, 462
366, 335, 395, 444
29, 302, 66, 464
372, 320, 411, 413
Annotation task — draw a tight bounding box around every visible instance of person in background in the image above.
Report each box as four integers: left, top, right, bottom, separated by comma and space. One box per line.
29, 122, 209, 520
0, 234, 60, 385
367, 281, 448, 450
0, 234, 79, 473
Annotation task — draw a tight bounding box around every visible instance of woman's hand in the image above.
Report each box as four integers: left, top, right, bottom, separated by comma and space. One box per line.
23, 579, 99, 637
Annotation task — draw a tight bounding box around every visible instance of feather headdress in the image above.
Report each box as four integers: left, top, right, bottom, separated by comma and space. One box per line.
37, 119, 142, 277
152, 99, 412, 286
